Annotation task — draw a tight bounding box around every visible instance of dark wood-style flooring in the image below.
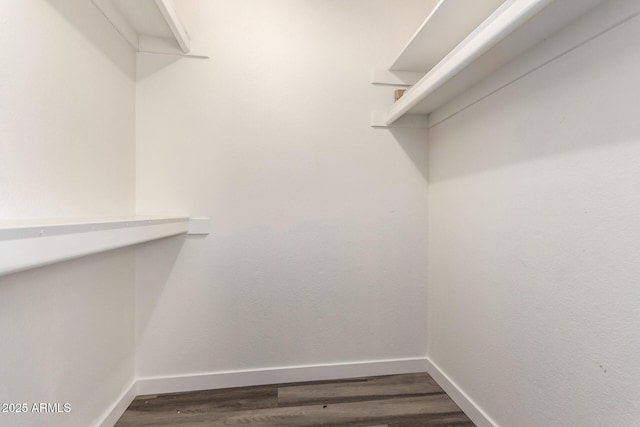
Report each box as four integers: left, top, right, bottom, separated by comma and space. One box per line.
115, 373, 474, 426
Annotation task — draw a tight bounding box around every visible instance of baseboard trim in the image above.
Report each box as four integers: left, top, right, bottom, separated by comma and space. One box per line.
96, 379, 137, 427
99, 358, 490, 427
136, 357, 429, 396
425, 357, 498, 427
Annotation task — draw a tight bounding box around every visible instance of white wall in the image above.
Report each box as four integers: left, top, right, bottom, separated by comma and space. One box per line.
0, 1, 135, 218
0, 1, 136, 426
135, 0, 431, 383
427, 5, 640, 427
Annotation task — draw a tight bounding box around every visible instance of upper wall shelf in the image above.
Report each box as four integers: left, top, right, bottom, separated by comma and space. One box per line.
373, 0, 609, 127
91, 0, 196, 56
390, 0, 507, 73
0, 216, 210, 277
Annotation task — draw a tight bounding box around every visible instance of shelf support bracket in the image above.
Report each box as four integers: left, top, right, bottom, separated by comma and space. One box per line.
371, 112, 429, 129
370, 69, 424, 86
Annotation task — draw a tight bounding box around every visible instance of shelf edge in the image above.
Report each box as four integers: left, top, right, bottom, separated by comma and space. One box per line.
390, 0, 506, 73
91, 0, 191, 54
370, 69, 424, 86
154, 0, 191, 53
0, 217, 189, 277
371, 112, 429, 129
386, 0, 553, 125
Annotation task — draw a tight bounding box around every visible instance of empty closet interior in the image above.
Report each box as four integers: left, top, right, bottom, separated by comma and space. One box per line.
1, 0, 639, 425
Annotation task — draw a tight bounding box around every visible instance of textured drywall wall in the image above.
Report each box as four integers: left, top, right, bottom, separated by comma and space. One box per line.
0, 250, 135, 427
135, 0, 430, 380
0, 0, 135, 219
0, 1, 136, 426
427, 7, 640, 427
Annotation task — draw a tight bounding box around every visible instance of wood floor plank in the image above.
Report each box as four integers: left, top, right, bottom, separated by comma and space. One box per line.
278, 373, 444, 406
216, 395, 464, 426
116, 386, 278, 425
115, 374, 475, 427
118, 394, 466, 426
388, 412, 475, 427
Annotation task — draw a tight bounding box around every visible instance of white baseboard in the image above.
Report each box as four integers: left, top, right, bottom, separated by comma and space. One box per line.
96, 379, 137, 427
99, 357, 499, 427
425, 357, 498, 427
136, 357, 429, 396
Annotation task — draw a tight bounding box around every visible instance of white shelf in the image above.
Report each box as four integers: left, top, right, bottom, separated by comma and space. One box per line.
390, 0, 507, 73
374, 0, 609, 127
0, 216, 193, 277
91, 0, 197, 56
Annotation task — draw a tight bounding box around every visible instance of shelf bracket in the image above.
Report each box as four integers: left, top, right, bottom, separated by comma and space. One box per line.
187, 217, 210, 235
370, 69, 424, 86
371, 112, 429, 129
138, 36, 209, 59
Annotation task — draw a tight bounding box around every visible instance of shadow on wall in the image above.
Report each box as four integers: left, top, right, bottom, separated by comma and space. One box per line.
0, 247, 136, 427
426, 13, 640, 183
44, 0, 135, 79
135, 235, 186, 341
45, 1, 199, 83
389, 128, 429, 183
136, 52, 181, 81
